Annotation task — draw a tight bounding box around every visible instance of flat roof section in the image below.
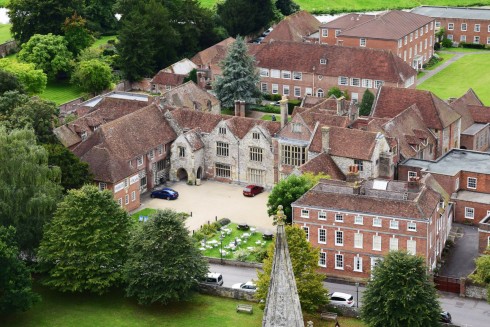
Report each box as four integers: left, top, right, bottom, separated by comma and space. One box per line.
462, 123, 488, 136
411, 6, 490, 20
402, 149, 490, 176
79, 92, 149, 108
452, 190, 490, 205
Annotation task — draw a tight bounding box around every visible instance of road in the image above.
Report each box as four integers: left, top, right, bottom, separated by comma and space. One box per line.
209, 263, 490, 326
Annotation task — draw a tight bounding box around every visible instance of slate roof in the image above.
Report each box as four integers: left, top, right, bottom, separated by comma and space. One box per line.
73, 104, 177, 183
411, 6, 490, 20
371, 86, 461, 130
297, 152, 346, 181
338, 10, 434, 40
253, 41, 416, 84
263, 10, 320, 43
160, 81, 220, 111
151, 71, 186, 86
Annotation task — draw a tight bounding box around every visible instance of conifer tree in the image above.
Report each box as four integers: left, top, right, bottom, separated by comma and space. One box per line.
359, 89, 375, 116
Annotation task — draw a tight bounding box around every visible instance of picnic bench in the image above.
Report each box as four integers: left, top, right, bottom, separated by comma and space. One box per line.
236, 304, 253, 314
320, 311, 338, 321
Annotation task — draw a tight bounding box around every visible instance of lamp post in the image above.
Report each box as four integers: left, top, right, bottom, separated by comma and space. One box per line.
219, 233, 224, 265
355, 282, 359, 308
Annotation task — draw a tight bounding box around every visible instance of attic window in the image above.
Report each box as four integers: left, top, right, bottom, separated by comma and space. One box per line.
292, 123, 302, 133
320, 58, 327, 65
252, 132, 260, 140
219, 127, 226, 135
81, 131, 87, 141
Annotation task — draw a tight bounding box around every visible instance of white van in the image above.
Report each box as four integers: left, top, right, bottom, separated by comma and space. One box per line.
203, 272, 224, 286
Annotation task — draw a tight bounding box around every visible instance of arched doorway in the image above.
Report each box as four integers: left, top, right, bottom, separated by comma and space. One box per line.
177, 168, 188, 181
197, 167, 202, 179
316, 89, 324, 98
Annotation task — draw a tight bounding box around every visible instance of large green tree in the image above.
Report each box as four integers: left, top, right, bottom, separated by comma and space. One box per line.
0, 70, 24, 95
0, 126, 62, 257
217, 0, 276, 37
62, 14, 95, 57
0, 226, 40, 314
124, 209, 208, 305
267, 173, 328, 224
361, 251, 441, 327
0, 60, 47, 94
71, 59, 113, 95
82, 0, 118, 34
38, 185, 132, 294
359, 88, 375, 116
7, 0, 83, 44
116, 0, 179, 81
213, 36, 260, 108
256, 224, 328, 312
18, 34, 73, 80
276, 0, 300, 16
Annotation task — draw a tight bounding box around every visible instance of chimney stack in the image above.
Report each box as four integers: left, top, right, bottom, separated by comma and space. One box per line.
240, 100, 246, 117
280, 95, 288, 128
321, 126, 330, 154
234, 100, 241, 116
346, 164, 361, 183
336, 96, 345, 115
407, 176, 420, 192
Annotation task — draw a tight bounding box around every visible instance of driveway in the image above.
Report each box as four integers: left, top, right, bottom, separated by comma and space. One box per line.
439, 223, 478, 278
136, 180, 274, 233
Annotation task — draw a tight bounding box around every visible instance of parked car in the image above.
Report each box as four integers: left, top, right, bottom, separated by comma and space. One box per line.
202, 272, 223, 286
237, 223, 250, 231
440, 311, 452, 323
232, 281, 257, 292
243, 185, 264, 197
328, 292, 355, 307
263, 27, 273, 36
150, 187, 179, 200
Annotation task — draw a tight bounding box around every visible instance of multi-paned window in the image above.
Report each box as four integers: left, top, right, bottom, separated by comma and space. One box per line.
215, 163, 231, 178
319, 252, 326, 267
216, 141, 229, 157
148, 149, 154, 160
125, 194, 129, 205
156, 159, 165, 171
252, 132, 260, 140
407, 239, 416, 255
99, 182, 107, 191
283, 85, 290, 95
281, 144, 306, 166
131, 191, 136, 202
389, 220, 399, 229
389, 237, 399, 251
475, 24, 481, 32
261, 83, 268, 92
350, 78, 360, 87
361, 79, 373, 88
354, 233, 363, 248
474, 36, 480, 43
318, 228, 326, 244
271, 69, 280, 78
407, 222, 417, 231
465, 207, 475, 219
374, 80, 383, 89
293, 71, 302, 80
247, 168, 264, 185
354, 256, 363, 272
320, 58, 327, 64
271, 84, 279, 94
335, 231, 343, 246
219, 127, 226, 134
338, 76, 348, 86
294, 86, 301, 97
301, 209, 309, 218
354, 215, 363, 225
321, 29, 328, 37
137, 155, 144, 166
448, 23, 454, 30
467, 177, 477, 189
302, 226, 309, 240
282, 70, 291, 79
335, 213, 343, 222
360, 38, 366, 47
461, 23, 467, 31
408, 171, 417, 179
335, 254, 344, 269
373, 217, 382, 227
354, 159, 363, 171
178, 146, 185, 158
318, 211, 326, 220
373, 235, 381, 251
260, 68, 269, 77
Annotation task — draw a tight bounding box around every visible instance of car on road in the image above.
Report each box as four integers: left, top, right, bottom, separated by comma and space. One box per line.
202, 272, 223, 286
243, 185, 264, 197
328, 292, 355, 307
440, 311, 452, 323
232, 281, 257, 292
150, 187, 179, 200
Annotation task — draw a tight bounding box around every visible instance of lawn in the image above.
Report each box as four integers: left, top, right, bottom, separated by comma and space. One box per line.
199, 1, 490, 12
441, 47, 490, 53
0, 23, 11, 43
425, 52, 455, 71
417, 53, 490, 105
131, 208, 158, 222
91, 35, 117, 49
40, 80, 84, 105
0, 0, 9, 7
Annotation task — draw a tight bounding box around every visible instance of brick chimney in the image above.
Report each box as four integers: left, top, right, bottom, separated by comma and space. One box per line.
234, 100, 241, 116
321, 126, 330, 154
280, 95, 288, 128
240, 100, 246, 117
346, 164, 361, 183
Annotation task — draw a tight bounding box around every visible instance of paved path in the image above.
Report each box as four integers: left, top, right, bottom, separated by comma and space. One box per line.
439, 223, 478, 278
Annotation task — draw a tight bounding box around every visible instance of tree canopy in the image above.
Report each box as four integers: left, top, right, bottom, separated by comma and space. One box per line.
71, 59, 113, 94
267, 173, 329, 224
0, 70, 24, 95
217, 0, 276, 37
0, 60, 47, 94
361, 251, 441, 327
38, 185, 132, 294
124, 209, 208, 304
18, 34, 73, 80
63, 14, 95, 57
471, 249, 490, 302
359, 89, 375, 116
276, 0, 300, 16
0, 226, 40, 314
0, 126, 62, 257
256, 224, 328, 312
213, 36, 260, 108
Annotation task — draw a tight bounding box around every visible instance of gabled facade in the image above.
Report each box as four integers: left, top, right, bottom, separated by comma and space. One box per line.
292, 174, 451, 280
150, 71, 186, 94
263, 10, 321, 43
158, 81, 221, 114
320, 11, 435, 70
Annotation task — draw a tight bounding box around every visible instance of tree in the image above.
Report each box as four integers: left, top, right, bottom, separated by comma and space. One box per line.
7, 0, 84, 44
327, 86, 348, 99
217, 0, 276, 37
267, 173, 329, 224
0, 60, 47, 94
184, 68, 198, 84
361, 251, 441, 327
82, 0, 118, 34
63, 14, 95, 57
471, 250, 490, 302
43, 143, 93, 191
213, 36, 260, 108
0, 70, 24, 95
116, 0, 180, 81
0, 126, 62, 258
71, 59, 113, 94
256, 225, 328, 312
38, 185, 132, 294
124, 209, 208, 305
0, 226, 40, 314
276, 0, 300, 16
359, 89, 375, 116
18, 34, 73, 80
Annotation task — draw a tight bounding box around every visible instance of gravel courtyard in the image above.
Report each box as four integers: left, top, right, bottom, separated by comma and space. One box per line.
136, 180, 274, 233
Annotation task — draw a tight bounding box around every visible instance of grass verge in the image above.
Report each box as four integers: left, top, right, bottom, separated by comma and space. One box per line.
91, 35, 117, 49
441, 47, 490, 53
40, 80, 84, 105
130, 208, 158, 222
0, 23, 12, 43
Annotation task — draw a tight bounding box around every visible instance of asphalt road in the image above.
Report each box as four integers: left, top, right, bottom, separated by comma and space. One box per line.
209, 263, 490, 326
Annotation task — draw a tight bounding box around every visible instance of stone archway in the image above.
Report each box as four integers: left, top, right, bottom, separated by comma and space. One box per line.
197, 166, 203, 179
176, 168, 188, 181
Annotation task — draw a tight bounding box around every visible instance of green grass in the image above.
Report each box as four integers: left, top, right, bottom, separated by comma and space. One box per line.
0, 23, 12, 43
200, 1, 490, 12
425, 52, 455, 71
261, 114, 292, 122
40, 80, 84, 105
417, 53, 490, 105
131, 208, 158, 222
0, 0, 9, 7
91, 35, 117, 49
442, 47, 490, 53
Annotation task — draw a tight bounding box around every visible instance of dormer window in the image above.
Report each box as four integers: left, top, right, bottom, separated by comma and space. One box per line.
219, 127, 226, 135
320, 58, 327, 65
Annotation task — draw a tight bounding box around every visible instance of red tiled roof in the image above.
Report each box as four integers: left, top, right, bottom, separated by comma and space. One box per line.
225, 116, 281, 139
320, 13, 375, 29
338, 10, 434, 40
264, 10, 320, 43
168, 108, 226, 133
191, 37, 235, 67
372, 86, 460, 130
468, 105, 490, 123
160, 81, 220, 111
253, 41, 416, 84
449, 88, 483, 130
298, 152, 346, 181
151, 71, 186, 86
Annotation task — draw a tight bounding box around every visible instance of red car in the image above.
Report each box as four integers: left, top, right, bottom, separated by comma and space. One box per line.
243, 185, 264, 197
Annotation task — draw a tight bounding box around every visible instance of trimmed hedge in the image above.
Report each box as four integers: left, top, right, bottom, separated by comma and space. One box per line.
459, 42, 486, 49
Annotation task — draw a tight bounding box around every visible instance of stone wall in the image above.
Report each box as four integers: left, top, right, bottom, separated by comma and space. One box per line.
198, 284, 257, 302
464, 282, 488, 301
206, 256, 263, 269
0, 40, 17, 58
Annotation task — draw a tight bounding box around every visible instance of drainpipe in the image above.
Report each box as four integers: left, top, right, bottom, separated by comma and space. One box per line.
237, 140, 240, 183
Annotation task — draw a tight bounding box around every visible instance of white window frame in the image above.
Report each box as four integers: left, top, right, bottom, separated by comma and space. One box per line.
335, 230, 343, 246
435, 21, 440, 28
294, 86, 301, 97
335, 254, 344, 270
360, 38, 366, 47
361, 79, 372, 88
460, 35, 466, 42
260, 68, 269, 77
408, 171, 417, 180
283, 85, 290, 95
465, 207, 475, 219
321, 29, 328, 37
301, 209, 309, 218
407, 239, 416, 255
374, 80, 383, 89
373, 235, 381, 251
407, 222, 417, 231
354, 215, 363, 225
303, 226, 309, 240
137, 155, 144, 166
261, 82, 268, 93
131, 190, 136, 202
319, 252, 326, 267
271, 69, 280, 78
448, 23, 454, 30
350, 77, 360, 87
320, 58, 327, 65
389, 237, 399, 251
338, 76, 348, 86
353, 256, 363, 272
125, 194, 129, 205
318, 228, 326, 244
335, 29, 341, 37
318, 211, 326, 220
373, 217, 382, 227
475, 24, 481, 32
98, 182, 107, 191
292, 71, 302, 80
467, 177, 477, 189
335, 213, 343, 222
271, 83, 279, 94
461, 23, 467, 31
389, 220, 399, 230
474, 36, 480, 44
354, 232, 363, 249
282, 70, 291, 79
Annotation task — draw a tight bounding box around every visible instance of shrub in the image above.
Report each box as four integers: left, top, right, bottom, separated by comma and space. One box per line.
234, 249, 249, 262
200, 223, 218, 237
434, 42, 441, 50
422, 56, 442, 69
441, 38, 453, 48
253, 247, 269, 262
288, 99, 301, 114
218, 218, 231, 226
212, 221, 221, 231
192, 230, 205, 242
459, 42, 486, 49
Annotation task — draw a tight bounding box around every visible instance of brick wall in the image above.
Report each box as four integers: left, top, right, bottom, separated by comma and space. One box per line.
436, 18, 490, 45
454, 199, 490, 224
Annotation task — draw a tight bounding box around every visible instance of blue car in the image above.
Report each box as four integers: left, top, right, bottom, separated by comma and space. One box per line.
150, 188, 179, 200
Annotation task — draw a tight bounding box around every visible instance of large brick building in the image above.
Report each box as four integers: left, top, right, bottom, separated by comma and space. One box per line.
319, 11, 435, 70
292, 174, 451, 280
399, 149, 490, 225
411, 6, 490, 46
